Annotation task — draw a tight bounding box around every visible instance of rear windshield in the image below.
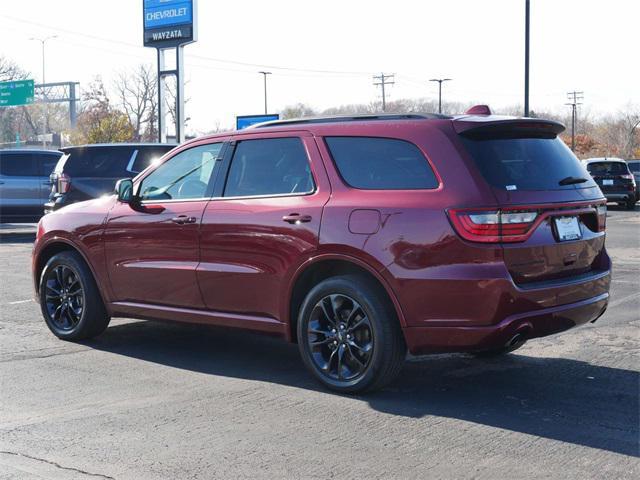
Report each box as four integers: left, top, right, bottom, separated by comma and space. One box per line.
59, 146, 135, 176
461, 136, 595, 191
130, 146, 174, 173
586, 162, 630, 175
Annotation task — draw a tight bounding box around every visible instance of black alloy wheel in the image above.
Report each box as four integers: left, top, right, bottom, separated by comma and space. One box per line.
297, 275, 406, 394
306, 294, 374, 381
43, 265, 85, 331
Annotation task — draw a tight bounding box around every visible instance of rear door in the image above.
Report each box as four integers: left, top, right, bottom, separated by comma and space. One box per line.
457, 122, 607, 286
0, 152, 41, 219
197, 132, 330, 327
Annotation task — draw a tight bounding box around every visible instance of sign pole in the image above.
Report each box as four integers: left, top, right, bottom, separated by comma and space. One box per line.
143, 0, 196, 144
176, 46, 185, 143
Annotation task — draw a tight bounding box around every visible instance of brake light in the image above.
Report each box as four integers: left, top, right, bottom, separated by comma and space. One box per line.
596, 204, 607, 232
56, 173, 71, 193
448, 209, 538, 243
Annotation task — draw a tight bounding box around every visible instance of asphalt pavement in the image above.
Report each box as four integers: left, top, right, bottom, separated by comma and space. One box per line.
1, 207, 638, 479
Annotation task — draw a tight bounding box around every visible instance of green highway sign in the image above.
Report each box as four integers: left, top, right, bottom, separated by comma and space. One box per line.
0, 79, 35, 107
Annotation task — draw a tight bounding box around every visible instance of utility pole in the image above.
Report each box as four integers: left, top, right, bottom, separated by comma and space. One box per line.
524, 0, 530, 117
373, 73, 395, 112
29, 35, 57, 146
565, 91, 584, 152
429, 78, 452, 114
259, 71, 272, 114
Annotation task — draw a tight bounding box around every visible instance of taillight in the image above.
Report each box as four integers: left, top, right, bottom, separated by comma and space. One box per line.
448, 209, 538, 243
621, 174, 633, 180
56, 173, 71, 193
596, 204, 607, 232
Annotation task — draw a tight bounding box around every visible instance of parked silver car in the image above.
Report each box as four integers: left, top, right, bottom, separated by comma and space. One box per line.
0, 149, 62, 222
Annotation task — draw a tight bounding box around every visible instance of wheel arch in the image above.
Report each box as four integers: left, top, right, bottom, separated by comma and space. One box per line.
34, 239, 109, 310
285, 254, 406, 342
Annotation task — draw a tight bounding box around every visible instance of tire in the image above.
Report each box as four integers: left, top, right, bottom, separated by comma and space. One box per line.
39, 251, 110, 341
297, 274, 406, 394
626, 200, 636, 210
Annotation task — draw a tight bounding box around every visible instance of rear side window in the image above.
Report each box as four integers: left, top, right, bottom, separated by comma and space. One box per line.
325, 137, 439, 190
586, 162, 630, 175
0, 153, 39, 176
224, 138, 314, 197
461, 136, 595, 191
61, 147, 134, 176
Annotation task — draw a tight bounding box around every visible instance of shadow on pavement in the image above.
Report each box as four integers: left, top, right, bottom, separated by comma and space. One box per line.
87, 319, 640, 458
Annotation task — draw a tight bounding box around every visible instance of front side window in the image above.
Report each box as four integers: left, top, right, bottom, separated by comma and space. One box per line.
138, 143, 223, 201
224, 138, 314, 197
325, 137, 439, 190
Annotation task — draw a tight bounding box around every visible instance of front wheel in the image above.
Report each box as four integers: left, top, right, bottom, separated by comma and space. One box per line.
297, 275, 406, 394
39, 251, 110, 341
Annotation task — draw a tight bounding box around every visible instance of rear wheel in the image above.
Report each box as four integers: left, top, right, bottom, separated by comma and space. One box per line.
626, 199, 636, 210
297, 275, 406, 393
39, 251, 110, 341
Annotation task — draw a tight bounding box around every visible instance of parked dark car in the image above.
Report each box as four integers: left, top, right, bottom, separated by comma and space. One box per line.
33, 109, 610, 393
627, 159, 640, 201
45, 143, 176, 214
0, 149, 62, 222
583, 158, 637, 209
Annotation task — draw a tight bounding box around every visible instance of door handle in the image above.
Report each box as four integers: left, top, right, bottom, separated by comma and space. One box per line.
171, 215, 197, 225
282, 213, 312, 224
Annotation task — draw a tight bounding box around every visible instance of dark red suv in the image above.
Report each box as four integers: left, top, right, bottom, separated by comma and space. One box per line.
32, 109, 611, 393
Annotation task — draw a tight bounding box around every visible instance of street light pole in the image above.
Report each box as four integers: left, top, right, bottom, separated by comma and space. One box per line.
29, 35, 57, 146
259, 71, 272, 114
429, 78, 452, 114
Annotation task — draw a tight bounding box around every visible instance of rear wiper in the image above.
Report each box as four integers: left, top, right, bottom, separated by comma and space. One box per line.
559, 176, 588, 186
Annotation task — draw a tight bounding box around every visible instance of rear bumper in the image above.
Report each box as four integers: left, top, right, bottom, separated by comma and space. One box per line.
603, 192, 635, 202
403, 291, 609, 354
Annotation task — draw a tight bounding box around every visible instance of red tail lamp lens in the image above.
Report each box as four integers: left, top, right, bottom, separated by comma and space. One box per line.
448, 209, 538, 243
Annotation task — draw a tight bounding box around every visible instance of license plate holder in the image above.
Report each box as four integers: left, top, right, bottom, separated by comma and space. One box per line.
554, 216, 582, 242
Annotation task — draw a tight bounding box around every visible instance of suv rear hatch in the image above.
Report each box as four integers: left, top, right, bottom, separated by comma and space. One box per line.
585, 160, 635, 196
452, 118, 608, 287
49, 145, 171, 204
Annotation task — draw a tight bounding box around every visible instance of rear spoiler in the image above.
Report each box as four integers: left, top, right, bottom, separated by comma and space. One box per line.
454, 118, 566, 139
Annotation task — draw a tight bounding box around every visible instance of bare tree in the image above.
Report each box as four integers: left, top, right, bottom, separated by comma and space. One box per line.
114, 64, 158, 141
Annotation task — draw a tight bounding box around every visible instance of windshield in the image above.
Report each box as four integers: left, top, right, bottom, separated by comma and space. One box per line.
461, 136, 595, 191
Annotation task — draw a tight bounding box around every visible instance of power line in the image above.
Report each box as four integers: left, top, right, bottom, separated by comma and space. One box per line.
373, 73, 395, 111
565, 91, 584, 152
3, 14, 371, 77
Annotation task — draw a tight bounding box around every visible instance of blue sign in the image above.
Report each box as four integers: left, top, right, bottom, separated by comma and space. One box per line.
144, 0, 192, 29
143, 0, 197, 47
236, 114, 280, 130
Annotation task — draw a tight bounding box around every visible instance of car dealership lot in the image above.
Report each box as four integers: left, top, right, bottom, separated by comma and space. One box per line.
1, 208, 638, 479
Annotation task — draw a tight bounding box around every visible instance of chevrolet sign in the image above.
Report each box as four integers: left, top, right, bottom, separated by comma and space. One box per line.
143, 0, 197, 48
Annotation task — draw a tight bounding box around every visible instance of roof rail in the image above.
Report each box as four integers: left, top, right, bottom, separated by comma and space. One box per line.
249, 113, 450, 129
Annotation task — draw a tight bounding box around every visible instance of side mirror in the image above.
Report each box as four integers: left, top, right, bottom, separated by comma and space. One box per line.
115, 178, 135, 203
